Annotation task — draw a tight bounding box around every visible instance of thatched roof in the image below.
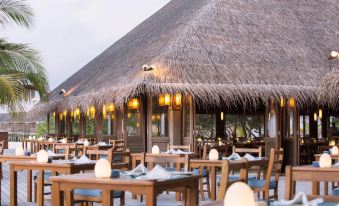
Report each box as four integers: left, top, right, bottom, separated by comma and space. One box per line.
320, 68, 339, 106
38, 0, 339, 113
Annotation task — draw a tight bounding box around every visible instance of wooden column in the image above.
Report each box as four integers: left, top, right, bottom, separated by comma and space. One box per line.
79, 113, 85, 139
96, 111, 103, 142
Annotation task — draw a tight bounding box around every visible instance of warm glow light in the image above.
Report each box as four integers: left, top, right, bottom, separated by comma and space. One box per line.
152, 145, 160, 154
86, 106, 96, 119
128, 98, 139, 110
174, 93, 182, 106
280, 97, 285, 107
220, 112, 224, 121
73, 108, 80, 119
108, 103, 115, 112
329, 140, 336, 146
319, 109, 323, 120
37, 150, 49, 163
52, 112, 56, 117
329, 51, 339, 59
224, 182, 255, 206
15, 146, 24, 156
319, 153, 332, 168
94, 159, 112, 178
314, 113, 318, 121
331, 146, 339, 155
209, 149, 219, 160
164, 94, 171, 106
288, 97, 296, 108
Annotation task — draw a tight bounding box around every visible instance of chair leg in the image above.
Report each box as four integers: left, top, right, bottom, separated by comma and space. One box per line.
264, 189, 269, 200
274, 187, 278, 200
34, 181, 37, 203
199, 176, 205, 200
120, 191, 125, 205
181, 190, 187, 206
206, 173, 211, 199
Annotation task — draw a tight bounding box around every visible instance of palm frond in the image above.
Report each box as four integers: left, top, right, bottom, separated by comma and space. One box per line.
0, 0, 33, 28
0, 73, 25, 111
0, 39, 49, 99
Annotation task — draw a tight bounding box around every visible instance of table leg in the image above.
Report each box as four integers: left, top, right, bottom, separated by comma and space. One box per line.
187, 179, 199, 206
26, 170, 32, 202
51, 181, 62, 206
211, 166, 216, 201
145, 187, 156, 206
102, 190, 113, 206
10, 165, 17, 206
36, 170, 45, 206
64, 190, 74, 206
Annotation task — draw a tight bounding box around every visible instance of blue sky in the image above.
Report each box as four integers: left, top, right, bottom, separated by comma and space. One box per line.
4, 0, 170, 90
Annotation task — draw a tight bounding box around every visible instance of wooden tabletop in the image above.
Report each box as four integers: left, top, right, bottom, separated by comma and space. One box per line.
50, 172, 199, 206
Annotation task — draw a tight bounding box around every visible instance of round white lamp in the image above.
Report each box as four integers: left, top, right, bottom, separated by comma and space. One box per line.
28, 136, 32, 140
15, 146, 25, 156
209, 149, 219, 160
61, 138, 67, 143
84, 139, 90, 147
48, 137, 54, 142
38, 136, 44, 141
94, 159, 112, 178
319, 153, 332, 168
331, 146, 339, 155
224, 182, 255, 206
37, 150, 49, 163
152, 145, 160, 154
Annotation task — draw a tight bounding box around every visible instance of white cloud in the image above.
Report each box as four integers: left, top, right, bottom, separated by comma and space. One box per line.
3, 0, 170, 90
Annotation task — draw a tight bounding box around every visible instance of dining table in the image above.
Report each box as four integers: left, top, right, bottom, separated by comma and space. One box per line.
190, 158, 269, 200
9, 159, 96, 206
50, 172, 199, 206
0, 153, 65, 204
285, 165, 339, 203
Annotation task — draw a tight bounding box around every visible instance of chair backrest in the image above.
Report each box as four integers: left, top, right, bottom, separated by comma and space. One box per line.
84, 148, 113, 164
109, 139, 125, 152
131, 153, 145, 170
167, 144, 191, 152
142, 153, 190, 172
232, 146, 262, 157
54, 145, 70, 160
217, 159, 248, 200
271, 148, 284, 183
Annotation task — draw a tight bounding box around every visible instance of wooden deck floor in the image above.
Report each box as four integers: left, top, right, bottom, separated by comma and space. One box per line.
0, 163, 327, 206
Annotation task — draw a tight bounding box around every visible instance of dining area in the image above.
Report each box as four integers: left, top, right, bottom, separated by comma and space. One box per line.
0, 137, 339, 206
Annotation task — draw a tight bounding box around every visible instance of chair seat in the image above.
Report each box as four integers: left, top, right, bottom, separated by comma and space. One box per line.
192, 168, 208, 177
332, 188, 339, 196
74, 189, 122, 198
248, 179, 276, 189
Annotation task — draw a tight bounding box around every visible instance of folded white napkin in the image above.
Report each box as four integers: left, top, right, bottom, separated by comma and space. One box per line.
276, 192, 323, 206
76, 139, 84, 144
164, 149, 176, 154
224, 153, 241, 160
334, 162, 339, 167
97, 142, 107, 146
243, 153, 256, 160
75, 155, 92, 164
131, 163, 148, 174
47, 150, 55, 156
174, 149, 192, 154
144, 165, 172, 179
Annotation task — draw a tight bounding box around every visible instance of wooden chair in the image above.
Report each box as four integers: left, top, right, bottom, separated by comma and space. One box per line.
34, 146, 71, 202
74, 148, 125, 205
109, 139, 125, 152
194, 144, 211, 200
217, 159, 248, 200
248, 148, 284, 200
232, 146, 262, 178
167, 144, 191, 152
142, 153, 190, 205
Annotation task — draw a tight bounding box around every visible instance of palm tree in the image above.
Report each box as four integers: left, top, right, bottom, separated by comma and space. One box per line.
0, 0, 49, 111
